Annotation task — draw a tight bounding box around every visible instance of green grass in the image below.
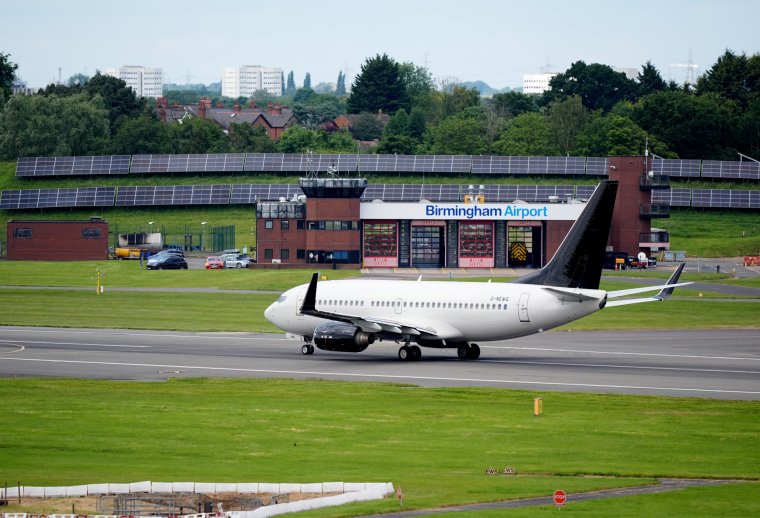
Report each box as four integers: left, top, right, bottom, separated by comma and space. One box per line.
0, 261, 358, 290
653, 209, 760, 257
0, 378, 758, 516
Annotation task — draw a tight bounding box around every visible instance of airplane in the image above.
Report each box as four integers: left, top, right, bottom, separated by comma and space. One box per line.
264, 180, 691, 361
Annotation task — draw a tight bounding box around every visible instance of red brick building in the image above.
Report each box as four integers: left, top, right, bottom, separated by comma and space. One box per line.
7, 219, 109, 261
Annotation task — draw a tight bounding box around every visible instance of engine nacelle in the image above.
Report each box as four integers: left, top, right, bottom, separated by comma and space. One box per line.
313, 322, 375, 352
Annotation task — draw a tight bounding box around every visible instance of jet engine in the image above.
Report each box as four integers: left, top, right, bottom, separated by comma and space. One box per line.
313, 322, 375, 352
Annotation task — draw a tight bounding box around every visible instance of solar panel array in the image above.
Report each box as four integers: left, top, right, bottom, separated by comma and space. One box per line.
651, 188, 691, 207
0, 187, 116, 209
652, 159, 700, 177
130, 154, 245, 173
691, 189, 760, 209
585, 157, 609, 176
116, 185, 230, 206
16, 156, 130, 177
701, 160, 760, 180
471, 156, 586, 175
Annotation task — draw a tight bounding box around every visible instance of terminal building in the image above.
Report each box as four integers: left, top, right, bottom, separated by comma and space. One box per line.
255, 156, 669, 268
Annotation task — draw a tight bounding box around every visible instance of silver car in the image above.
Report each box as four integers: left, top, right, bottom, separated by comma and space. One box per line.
224, 254, 252, 268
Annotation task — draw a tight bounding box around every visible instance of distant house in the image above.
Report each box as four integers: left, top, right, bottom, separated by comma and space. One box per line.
155, 97, 297, 139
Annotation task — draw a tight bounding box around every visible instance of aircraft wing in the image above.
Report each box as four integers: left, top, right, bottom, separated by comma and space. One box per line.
298, 273, 455, 338
606, 263, 690, 307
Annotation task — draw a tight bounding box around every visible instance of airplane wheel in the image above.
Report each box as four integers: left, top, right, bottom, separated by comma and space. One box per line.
410, 345, 421, 361
302, 344, 314, 355
457, 344, 470, 359
398, 346, 410, 361
470, 343, 481, 360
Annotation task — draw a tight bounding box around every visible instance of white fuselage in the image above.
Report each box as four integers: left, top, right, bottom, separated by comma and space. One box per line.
265, 278, 606, 345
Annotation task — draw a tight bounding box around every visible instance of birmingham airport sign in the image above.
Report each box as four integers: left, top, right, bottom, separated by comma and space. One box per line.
360, 202, 586, 221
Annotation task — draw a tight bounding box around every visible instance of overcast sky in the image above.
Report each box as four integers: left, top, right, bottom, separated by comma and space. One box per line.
3, 0, 759, 90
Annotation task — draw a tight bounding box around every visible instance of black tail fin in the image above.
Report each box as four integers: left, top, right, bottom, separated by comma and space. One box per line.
515, 180, 618, 289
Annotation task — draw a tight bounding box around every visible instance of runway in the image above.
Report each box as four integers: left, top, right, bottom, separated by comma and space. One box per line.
0, 326, 758, 400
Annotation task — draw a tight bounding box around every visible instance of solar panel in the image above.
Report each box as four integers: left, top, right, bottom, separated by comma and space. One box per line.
575, 185, 597, 199
231, 184, 267, 204
701, 160, 760, 180
652, 159, 700, 177
585, 157, 609, 176
244, 153, 267, 171
115, 185, 230, 206
15, 156, 129, 177
652, 188, 691, 207
0, 187, 116, 209
692, 189, 756, 208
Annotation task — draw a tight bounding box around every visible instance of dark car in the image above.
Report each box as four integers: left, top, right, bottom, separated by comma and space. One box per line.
146, 254, 188, 270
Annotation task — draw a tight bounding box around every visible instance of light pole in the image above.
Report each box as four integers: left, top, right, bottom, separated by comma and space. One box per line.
148, 221, 154, 234
201, 221, 208, 252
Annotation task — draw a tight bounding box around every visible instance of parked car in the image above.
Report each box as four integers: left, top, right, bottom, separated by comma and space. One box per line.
224, 254, 253, 269
205, 256, 225, 269
146, 254, 188, 270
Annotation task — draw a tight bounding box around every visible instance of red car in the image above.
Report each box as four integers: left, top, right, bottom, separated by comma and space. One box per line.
205, 256, 225, 269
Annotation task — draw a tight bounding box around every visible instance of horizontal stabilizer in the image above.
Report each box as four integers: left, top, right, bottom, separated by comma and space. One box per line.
606, 263, 690, 307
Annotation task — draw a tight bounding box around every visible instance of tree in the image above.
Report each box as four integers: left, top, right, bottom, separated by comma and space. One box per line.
428, 115, 488, 155
109, 113, 171, 154
346, 54, 409, 114
441, 85, 480, 118
286, 71, 296, 97
0, 93, 110, 158
636, 61, 667, 97
696, 50, 760, 108
293, 92, 344, 128
280, 71, 285, 96
84, 72, 147, 134
542, 61, 637, 112
67, 73, 90, 87
303, 72, 311, 89
492, 112, 559, 156
383, 109, 409, 138
227, 123, 277, 153
0, 52, 18, 100
491, 91, 538, 118
336, 71, 346, 96
375, 135, 419, 155
277, 125, 321, 153
633, 90, 739, 159
168, 117, 227, 154
407, 107, 427, 141
398, 62, 434, 102
350, 112, 384, 141
572, 113, 670, 157
547, 95, 589, 155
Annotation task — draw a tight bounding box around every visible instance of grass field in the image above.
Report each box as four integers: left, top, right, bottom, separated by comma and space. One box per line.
0, 378, 757, 516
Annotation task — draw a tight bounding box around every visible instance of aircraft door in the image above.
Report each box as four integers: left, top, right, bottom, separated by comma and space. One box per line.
395, 298, 403, 314
518, 293, 530, 322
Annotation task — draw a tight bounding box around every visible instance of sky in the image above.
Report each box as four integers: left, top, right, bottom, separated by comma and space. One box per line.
3, 0, 760, 91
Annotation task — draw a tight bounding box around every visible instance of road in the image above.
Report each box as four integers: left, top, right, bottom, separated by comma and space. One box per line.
1, 326, 758, 400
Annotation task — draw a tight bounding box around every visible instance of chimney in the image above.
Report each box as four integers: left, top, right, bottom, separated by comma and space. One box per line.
155, 96, 167, 109
234, 102, 241, 113
216, 100, 224, 108
199, 97, 211, 119
157, 106, 167, 123
273, 104, 282, 115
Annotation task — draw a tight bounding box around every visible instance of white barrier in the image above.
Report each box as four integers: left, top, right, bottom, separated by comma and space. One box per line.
1, 481, 394, 518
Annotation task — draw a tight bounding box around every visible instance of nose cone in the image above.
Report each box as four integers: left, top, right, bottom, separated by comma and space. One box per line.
264, 301, 277, 325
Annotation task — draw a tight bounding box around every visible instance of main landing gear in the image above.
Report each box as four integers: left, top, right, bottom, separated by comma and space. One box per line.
301, 339, 315, 355
398, 344, 422, 361
457, 343, 481, 360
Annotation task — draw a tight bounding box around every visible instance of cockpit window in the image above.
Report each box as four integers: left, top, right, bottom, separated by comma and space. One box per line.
276, 295, 287, 303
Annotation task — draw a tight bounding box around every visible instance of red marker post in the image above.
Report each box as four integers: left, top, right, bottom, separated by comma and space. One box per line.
553, 489, 567, 507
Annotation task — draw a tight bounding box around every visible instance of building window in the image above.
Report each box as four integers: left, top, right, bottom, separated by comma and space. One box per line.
13, 228, 32, 239
297, 221, 305, 230
281, 249, 290, 260
264, 249, 273, 259
265, 220, 273, 229
82, 228, 102, 239
281, 220, 289, 230
296, 249, 305, 259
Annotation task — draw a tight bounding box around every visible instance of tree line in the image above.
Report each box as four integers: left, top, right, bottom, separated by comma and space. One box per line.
0, 50, 758, 160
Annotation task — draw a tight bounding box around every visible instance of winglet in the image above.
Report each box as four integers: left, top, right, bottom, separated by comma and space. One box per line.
300, 272, 319, 313
654, 262, 686, 300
